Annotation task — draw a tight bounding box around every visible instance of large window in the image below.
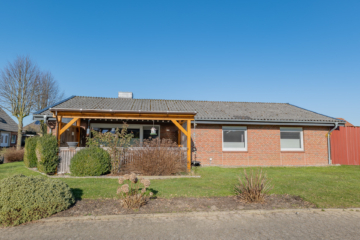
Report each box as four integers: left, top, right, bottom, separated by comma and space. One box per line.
222, 126, 247, 151
91, 124, 160, 146
280, 127, 304, 151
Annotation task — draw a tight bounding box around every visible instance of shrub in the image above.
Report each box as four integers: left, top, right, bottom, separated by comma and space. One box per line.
24, 137, 39, 167
235, 169, 273, 203
36, 134, 59, 174
117, 173, 153, 209
0, 175, 75, 226
2, 147, 24, 163
121, 138, 187, 176
70, 147, 111, 176
87, 123, 133, 174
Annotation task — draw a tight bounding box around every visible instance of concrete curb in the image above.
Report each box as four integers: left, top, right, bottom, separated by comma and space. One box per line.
40, 208, 360, 223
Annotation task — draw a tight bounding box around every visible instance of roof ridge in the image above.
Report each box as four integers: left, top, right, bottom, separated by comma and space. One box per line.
73, 95, 286, 104
286, 103, 345, 122
33, 95, 76, 115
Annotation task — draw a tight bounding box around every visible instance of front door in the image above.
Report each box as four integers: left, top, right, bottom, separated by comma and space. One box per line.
0, 133, 10, 147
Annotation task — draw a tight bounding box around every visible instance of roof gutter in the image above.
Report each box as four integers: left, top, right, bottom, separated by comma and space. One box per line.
49, 108, 197, 115
327, 122, 339, 165
194, 120, 345, 127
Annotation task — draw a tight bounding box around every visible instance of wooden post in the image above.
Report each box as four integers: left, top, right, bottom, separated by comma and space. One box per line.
178, 129, 181, 147
57, 116, 62, 146
187, 119, 191, 171
77, 119, 81, 147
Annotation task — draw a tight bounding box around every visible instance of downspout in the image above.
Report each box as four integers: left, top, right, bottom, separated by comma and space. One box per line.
327, 122, 339, 165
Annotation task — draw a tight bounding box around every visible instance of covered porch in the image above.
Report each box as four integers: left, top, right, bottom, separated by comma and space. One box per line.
51, 108, 196, 171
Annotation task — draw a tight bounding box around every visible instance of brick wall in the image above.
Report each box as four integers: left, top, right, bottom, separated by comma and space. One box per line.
193, 124, 330, 166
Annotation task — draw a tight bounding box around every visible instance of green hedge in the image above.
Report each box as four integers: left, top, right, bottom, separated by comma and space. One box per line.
24, 137, 39, 168
0, 175, 75, 226
70, 147, 111, 176
36, 134, 59, 174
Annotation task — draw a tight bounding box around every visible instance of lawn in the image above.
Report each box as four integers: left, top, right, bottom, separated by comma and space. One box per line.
1, 162, 360, 208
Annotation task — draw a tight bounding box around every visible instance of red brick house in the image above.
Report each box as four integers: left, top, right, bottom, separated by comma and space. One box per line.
0, 108, 18, 148
33, 93, 345, 168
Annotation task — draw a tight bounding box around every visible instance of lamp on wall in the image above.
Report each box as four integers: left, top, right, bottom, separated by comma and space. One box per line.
150, 120, 157, 135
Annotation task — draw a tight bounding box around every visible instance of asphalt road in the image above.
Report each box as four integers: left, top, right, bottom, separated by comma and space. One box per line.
1, 209, 360, 240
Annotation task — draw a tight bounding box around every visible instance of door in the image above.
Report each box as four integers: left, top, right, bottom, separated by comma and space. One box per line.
0, 133, 10, 147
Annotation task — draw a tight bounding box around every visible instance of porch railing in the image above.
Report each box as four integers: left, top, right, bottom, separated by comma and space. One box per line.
57, 147, 187, 174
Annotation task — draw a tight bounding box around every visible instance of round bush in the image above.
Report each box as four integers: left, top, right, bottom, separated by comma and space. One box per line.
0, 175, 75, 226
70, 147, 111, 176
36, 134, 59, 174
24, 137, 39, 168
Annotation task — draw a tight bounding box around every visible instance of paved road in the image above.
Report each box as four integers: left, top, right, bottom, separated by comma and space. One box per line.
1, 209, 360, 240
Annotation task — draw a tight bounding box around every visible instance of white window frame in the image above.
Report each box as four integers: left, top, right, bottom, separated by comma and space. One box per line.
280, 127, 304, 151
222, 126, 247, 151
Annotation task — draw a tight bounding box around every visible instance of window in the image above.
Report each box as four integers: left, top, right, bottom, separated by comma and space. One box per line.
280, 127, 304, 151
11, 135, 16, 144
222, 126, 247, 151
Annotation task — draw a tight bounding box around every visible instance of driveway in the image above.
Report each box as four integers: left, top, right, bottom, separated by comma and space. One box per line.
1, 209, 360, 240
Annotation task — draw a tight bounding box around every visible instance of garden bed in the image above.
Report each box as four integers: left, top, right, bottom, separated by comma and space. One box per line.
52, 195, 315, 217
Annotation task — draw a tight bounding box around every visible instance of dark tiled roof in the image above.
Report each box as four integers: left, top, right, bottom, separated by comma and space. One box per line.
35, 96, 343, 123
0, 108, 18, 132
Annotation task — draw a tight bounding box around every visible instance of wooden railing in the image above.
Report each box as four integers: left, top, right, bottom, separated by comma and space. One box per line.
58, 147, 187, 174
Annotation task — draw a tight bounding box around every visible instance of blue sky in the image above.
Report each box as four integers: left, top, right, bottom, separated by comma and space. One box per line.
0, 0, 359, 126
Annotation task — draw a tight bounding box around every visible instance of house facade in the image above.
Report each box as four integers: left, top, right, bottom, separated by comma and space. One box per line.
33, 93, 345, 168
0, 108, 18, 148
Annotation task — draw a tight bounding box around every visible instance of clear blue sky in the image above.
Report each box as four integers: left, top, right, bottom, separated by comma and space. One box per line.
1, 0, 359, 126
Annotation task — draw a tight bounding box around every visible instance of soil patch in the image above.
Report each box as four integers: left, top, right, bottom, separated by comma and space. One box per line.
53, 195, 315, 218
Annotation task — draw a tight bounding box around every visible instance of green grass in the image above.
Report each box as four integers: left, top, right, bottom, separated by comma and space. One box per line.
1, 162, 360, 208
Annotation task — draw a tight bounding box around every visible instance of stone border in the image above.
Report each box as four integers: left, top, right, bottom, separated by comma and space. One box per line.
40, 208, 360, 223
27, 167, 201, 180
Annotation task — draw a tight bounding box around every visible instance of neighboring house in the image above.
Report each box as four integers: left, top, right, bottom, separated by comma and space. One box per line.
33, 93, 345, 169
22, 121, 41, 145
0, 108, 18, 148
23, 121, 41, 134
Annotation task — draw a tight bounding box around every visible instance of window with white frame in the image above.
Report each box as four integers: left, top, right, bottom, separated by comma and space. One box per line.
11, 135, 16, 144
222, 126, 247, 151
280, 127, 304, 151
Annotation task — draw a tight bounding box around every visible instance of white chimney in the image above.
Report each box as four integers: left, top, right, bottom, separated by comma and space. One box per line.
118, 92, 133, 99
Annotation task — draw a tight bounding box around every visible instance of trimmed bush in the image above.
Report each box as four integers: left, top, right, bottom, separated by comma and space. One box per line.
2, 147, 24, 163
24, 137, 39, 167
36, 134, 59, 174
70, 147, 111, 176
0, 174, 75, 226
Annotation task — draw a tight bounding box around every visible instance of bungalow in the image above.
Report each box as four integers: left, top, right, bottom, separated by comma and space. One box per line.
0, 108, 18, 148
33, 92, 345, 170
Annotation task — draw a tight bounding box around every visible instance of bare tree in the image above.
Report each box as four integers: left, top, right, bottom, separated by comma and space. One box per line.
35, 72, 64, 135
0, 56, 40, 150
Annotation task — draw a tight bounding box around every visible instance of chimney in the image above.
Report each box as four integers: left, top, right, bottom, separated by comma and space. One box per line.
118, 92, 133, 99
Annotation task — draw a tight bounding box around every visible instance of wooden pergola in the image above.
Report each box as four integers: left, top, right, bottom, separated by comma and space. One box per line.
51, 108, 196, 171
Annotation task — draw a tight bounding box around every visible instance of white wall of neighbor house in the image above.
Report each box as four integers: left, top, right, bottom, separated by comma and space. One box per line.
0, 131, 10, 147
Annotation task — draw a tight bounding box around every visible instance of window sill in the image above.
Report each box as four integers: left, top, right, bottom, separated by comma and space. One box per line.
223, 150, 248, 153
281, 150, 305, 153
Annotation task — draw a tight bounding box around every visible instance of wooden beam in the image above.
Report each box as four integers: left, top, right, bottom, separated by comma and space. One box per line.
77, 119, 81, 147
57, 116, 62, 144
59, 118, 79, 135
170, 120, 188, 135
187, 119, 191, 171
52, 112, 195, 121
